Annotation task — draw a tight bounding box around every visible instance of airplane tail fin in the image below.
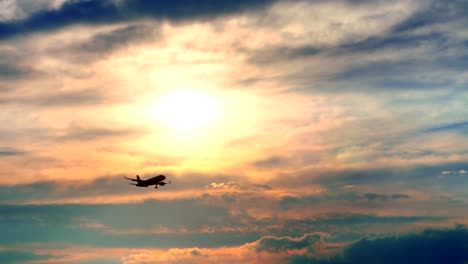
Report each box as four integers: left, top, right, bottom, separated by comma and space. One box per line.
136, 175, 141, 182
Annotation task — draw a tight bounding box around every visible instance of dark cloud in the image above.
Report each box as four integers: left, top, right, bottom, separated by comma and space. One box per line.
313, 162, 468, 187
83, 24, 154, 51
423, 121, 468, 134
313, 55, 461, 93
190, 249, 203, 256
289, 226, 468, 264
37, 89, 104, 106
241, 0, 468, 93
360, 193, 409, 201
246, 45, 463, 93
338, 32, 447, 53
363, 193, 387, 202
332, 59, 424, 83
326, 2, 468, 92
391, 1, 468, 33
391, 193, 410, 200
247, 45, 321, 65
331, 52, 468, 89
0, 0, 279, 40
252, 156, 289, 169
60, 125, 141, 141
64, 23, 159, 62
0, 88, 104, 107
0, 148, 24, 156
360, 193, 409, 202
309, 213, 444, 227
0, 250, 54, 264
71, 258, 122, 264
252, 184, 273, 190
248, 32, 445, 65
373, 79, 452, 90
0, 63, 31, 79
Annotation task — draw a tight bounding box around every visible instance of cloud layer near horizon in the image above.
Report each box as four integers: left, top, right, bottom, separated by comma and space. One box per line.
1, 226, 466, 263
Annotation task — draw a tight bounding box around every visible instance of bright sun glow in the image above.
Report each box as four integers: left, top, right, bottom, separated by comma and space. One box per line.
153, 90, 220, 132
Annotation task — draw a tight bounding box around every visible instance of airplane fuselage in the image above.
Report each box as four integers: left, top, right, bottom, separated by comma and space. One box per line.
124, 174, 170, 188
135, 175, 166, 187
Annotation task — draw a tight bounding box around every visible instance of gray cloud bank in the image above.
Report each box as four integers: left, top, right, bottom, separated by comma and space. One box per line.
0, 0, 279, 40
288, 226, 468, 264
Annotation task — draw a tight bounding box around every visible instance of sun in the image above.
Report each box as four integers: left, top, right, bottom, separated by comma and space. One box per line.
153, 89, 220, 132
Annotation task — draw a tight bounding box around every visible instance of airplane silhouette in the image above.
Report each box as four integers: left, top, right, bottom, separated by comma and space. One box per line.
124, 175, 171, 188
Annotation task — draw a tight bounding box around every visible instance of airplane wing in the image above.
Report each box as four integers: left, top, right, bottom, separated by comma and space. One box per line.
124, 176, 138, 181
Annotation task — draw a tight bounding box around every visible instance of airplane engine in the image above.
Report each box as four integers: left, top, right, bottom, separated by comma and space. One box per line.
159, 182, 166, 186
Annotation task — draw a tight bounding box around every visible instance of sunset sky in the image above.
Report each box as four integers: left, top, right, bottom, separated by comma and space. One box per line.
1, 0, 467, 263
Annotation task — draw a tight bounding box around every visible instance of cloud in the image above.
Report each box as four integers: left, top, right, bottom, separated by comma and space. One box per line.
330, 58, 453, 91
0, 63, 32, 79
391, 193, 410, 200
0, 148, 24, 156
237, 0, 467, 94
0, 0, 279, 40
205, 181, 272, 191
363, 193, 410, 202
338, 32, 445, 54
248, 31, 445, 66
252, 156, 290, 169
290, 226, 468, 264
0, 0, 67, 22
0, 88, 105, 107
278, 191, 412, 209
248, 45, 321, 65
0, 190, 449, 249
0, 2, 467, 263
190, 249, 203, 256
206, 181, 240, 190
424, 121, 468, 134
0, 200, 243, 248
253, 233, 324, 253
0, 250, 54, 264
440, 169, 467, 176
59, 124, 141, 141
0, 172, 273, 204
252, 184, 273, 190
391, 1, 468, 33
63, 23, 159, 63
306, 162, 468, 187
9, 226, 465, 264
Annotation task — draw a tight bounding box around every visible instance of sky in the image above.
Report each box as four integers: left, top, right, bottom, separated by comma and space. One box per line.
0, 0, 468, 263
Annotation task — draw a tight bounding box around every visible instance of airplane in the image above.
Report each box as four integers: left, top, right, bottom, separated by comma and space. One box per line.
124, 174, 171, 188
